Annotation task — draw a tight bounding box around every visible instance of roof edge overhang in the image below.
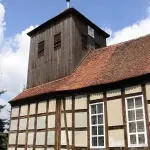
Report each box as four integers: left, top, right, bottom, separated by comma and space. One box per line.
9, 73, 150, 106
27, 8, 110, 38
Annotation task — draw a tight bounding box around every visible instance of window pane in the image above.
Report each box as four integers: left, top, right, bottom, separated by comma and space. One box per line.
91, 105, 97, 114
92, 137, 97, 146
92, 126, 97, 135
97, 104, 103, 113
129, 122, 136, 133
128, 110, 135, 121
98, 136, 104, 146
127, 98, 134, 109
136, 109, 143, 120
137, 121, 144, 132
91, 116, 97, 125
98, 115, 103, 124
138, 134, 145, 144
135, 97, 142, 108
130, 134, 136, 144
98, 126, 104, 135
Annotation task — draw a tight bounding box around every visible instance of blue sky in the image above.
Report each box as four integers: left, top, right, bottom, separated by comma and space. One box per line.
1, 0, 150, 103
2, 0, 150, 37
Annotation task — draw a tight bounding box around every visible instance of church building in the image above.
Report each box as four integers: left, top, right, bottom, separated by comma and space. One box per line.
8, 7, 150, 150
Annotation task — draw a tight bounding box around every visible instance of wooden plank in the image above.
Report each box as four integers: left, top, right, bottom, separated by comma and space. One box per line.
45, 100, 49, 150
15, 106, 21, 150
87, 94, 90, 150
142, 84, 150, 149
25, 104, 30, 150
63, 99, 70, 150
33, 102, 38, 150
121, 88, 128, 150
72, 96, 75, 150
103, 92, 109, 150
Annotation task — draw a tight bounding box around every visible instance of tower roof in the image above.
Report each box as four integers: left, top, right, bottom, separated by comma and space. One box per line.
27, 8, 109, 38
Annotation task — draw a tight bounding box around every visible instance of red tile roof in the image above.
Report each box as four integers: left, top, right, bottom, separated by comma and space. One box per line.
11, 35, 150, 102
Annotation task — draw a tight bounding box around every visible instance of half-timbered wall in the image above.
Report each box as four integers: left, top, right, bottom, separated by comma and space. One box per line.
8, 83, 150, 150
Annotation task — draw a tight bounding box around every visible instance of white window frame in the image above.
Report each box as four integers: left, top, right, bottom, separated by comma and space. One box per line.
125, 95, 148, 147
89, 102, 105, 149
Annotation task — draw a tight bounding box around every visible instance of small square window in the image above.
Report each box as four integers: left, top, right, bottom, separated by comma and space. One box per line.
54, 33, 61, 50
38, 41, 44, 57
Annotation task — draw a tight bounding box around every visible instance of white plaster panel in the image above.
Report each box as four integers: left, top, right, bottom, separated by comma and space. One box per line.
9, 133, 17, 144
146, 83, 150, 100
106, 89, 121, 98
10, 119, 18, 131
28, 117, 35, 130
75, 131, 87, 147
27, 149, 33, 150
35, 149, 44, 150
65, 97, 72, 110
27, 132, 34, 145
38, 101, 46, 114
47, 131, 55, 145
61, 130, 72, 145
75, 112, 87, 128
75, 95, 87, 110
109, 129, 125, 147
61, 113, 72, 128
8, 148, 16, 150
30, 103, 36, 115
36, 132, 45, 145
49, 99, 56, 112
20, 105, 28, 116
19, 118, 27, 130
107, 99, 123, 126
8, 148, 15, 150
17, 149, 24, 150
90, 93, 103, 101
48, 115, 55, 128
11, 107, 19, 117
125, 85, 142, 94
147, 104, 150, 122
18, 133, 26, 145
47, 148, 54, 150
37, 116, 46, 129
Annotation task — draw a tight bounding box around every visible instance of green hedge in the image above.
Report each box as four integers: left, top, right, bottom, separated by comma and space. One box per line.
0, 133, 8, 150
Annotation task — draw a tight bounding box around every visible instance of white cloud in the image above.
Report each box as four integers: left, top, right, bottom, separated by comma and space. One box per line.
0, 26, 35, 99
107, 6, 150, 45
0, 97, 11, 120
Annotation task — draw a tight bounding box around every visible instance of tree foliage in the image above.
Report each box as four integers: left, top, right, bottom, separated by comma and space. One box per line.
0, 90, 9, 150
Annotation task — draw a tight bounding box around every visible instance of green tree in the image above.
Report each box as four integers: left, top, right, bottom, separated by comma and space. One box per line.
0, 90, 9, 150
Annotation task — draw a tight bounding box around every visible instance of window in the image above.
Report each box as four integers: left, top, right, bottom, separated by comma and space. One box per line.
90, 102, 105, 148
125, 95, 147, 147
38, 41, 44, 57
82, 34, 87, 50
54, 33, 61, 50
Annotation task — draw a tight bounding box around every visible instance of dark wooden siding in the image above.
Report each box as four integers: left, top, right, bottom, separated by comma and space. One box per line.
27, 14, 107, 88
27, 16, 75, 88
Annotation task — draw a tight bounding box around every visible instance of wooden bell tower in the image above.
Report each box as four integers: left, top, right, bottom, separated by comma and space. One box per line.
27, 7, 109, 88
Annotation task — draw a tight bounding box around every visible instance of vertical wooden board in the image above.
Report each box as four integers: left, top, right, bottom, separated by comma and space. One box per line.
142, 84, 150, 149
121, 88, 128, 150
15, 106, 21, 150
103, 92, 109, 150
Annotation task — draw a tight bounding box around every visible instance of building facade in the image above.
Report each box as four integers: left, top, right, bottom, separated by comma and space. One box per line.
8, 8, 150, 150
